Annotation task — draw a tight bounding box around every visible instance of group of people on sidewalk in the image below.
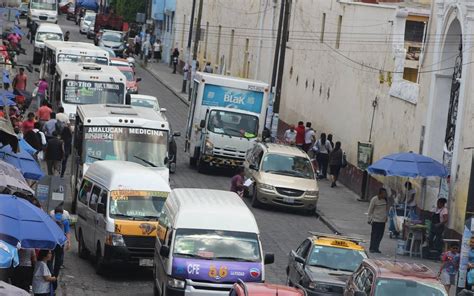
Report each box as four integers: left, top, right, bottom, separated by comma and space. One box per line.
283, 121, 346, 187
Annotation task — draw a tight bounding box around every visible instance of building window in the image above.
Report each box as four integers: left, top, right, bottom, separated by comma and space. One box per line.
336, 15, 342, 49
320, 13, 326, 43
403, 18, 427, 83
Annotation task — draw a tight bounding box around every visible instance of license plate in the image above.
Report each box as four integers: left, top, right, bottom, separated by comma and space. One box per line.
139, 259, 153, 267
283, 197, 294, 204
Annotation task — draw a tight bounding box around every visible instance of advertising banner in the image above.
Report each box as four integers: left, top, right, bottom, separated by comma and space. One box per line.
202, 84, 264, 114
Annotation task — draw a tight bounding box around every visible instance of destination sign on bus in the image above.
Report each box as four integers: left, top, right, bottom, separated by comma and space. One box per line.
85, 126, 166, 142
57, 54, 108, 64
63, 79, 124, 104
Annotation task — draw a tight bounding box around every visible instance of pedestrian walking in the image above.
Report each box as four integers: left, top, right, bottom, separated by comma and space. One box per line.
45, 131, 64, 176
438, 243, 460, 293
327, 134, 334, 150
368, 188, 388, 253
134, 34, 141, 56
55, 107, 69, 125
230, 167, 245, 198
283, 125, 297, 145
12, 67, 27, 95
37, 100, 52, 127
313, 133, 332, 179
142, 37, 151, 62
303, 122, 315, 153
428, 198, 449, 254
172, 48, 179, 74
3, 69, 11, 90
21, 112, 35, 135
32, 249, 56, 296
49, 206, 71, 292
203, 62, 213, 73
11, 248, 36, 292
295, 121, 305, 149
64, 31, 70, 42
329, 141, 343, 188
34, 78, 48, 110
42, 112, 57, 137
153, 39, 161, 62
29, 21, 38, 44
60, 124, 72, 178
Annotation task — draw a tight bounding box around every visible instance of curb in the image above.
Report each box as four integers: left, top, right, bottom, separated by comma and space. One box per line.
139, 61, 190, 106
316, 209, 343, 235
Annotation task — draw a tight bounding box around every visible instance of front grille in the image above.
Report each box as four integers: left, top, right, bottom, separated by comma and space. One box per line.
273, 197, 304, 206
123, 235, 155, 248
39, 16, 47, 20
276, 187, 304, 197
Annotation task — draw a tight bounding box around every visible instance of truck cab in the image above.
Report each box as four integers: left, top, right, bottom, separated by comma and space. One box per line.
185, 72, 269, 172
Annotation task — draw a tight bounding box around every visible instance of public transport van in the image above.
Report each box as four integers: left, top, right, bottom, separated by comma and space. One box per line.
40, 40, 110, 82
71, 104, 171, 212
153, 188, 274, 296
75, 160, 171, 273
28, 0, 58, 26
33, 23, 63, 65
50, 63, 126, 120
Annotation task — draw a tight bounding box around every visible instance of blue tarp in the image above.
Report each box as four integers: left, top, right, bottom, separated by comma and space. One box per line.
76, 0, 99, 12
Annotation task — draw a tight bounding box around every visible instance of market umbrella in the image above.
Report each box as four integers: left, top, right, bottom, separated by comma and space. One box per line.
368, 151, 448, 217
0, 240, 18, 269
0, 98, 15, 107
0, 145, 44, 180
0, 160, 33, 195
0, 280, 30, 296
18, 138, 36, 156
0, 119, 18, 153
0, 90, 16, 100
0, 194, 67, 249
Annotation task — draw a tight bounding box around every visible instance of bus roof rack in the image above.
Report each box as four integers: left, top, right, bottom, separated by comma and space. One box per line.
82, 64, 102, 71
308, 231, 365, 244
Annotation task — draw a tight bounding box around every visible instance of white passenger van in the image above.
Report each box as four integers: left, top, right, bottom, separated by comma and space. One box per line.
33, 23, 63, 64
153, 188, 274, 296
75, 160, 171, 274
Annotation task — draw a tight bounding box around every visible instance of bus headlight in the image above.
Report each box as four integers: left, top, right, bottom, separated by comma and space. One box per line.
167, 277, 185, 289
105, 232, 126, 247
69, 113, 75, 120
204, 139, 214, 155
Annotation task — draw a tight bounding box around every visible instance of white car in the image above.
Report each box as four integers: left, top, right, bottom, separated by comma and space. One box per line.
79, 12, 96, 34
129, 94, 164, 112
33, 23, 63, 64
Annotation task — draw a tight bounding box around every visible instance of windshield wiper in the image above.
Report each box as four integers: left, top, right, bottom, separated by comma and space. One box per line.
87, 154, 103, 161
112, 213, 136, 220
140, 215, 159, 221
212, 256, 257, 262
134, 155, 157, 168
174, 253, 211, 260
308, 263, 338, 270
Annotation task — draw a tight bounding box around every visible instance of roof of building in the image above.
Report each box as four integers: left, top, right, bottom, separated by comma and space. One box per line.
367, 259, 438, 280
84, 160, 171, 192
167, 188, 259, 233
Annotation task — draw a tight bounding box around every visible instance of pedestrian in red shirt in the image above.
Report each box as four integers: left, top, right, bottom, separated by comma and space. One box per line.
21, 112, 35, 134
37, 100, 52, 126
12, 67, 27, 95
295, 121, 306, 149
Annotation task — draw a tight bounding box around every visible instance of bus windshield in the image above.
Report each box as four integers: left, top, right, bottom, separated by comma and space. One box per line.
83, 126, 168, 168
207, 110, 258, 138
109, 190, 168, 220
57, 54, 108, 65
31, 0, 57, 10
63, 80, 124, 105
37, 32, 62, 43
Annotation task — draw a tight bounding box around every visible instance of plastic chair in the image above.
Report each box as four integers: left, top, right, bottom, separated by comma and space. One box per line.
406, 229, 424, 257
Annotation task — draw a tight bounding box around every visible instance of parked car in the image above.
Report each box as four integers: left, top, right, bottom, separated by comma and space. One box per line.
110, 58, 141, 93
129, 94, 161, 111
287, 232, 367, 295
79, 11, 96, 34
230, 280, 306, 296
244, 142, 319, 213
98, 30, 126, 57
344, 259, 447, 296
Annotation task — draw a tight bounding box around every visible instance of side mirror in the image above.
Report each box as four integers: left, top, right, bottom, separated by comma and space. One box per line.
125, 93, 131, 105
160, 108, 167, 113
264, 253, 274, 265
354, 292, 367, 296
294, 255, 305, 265
97, 203, 105, 215
173, 132, 181, 137
199, 119, 206, 129
136, 77, 142, 82
164, 156, 169, 165
249, 164, 258, 171
159, 245, 170, 258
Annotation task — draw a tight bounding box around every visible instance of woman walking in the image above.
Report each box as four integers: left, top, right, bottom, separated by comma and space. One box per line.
329, 141, 343, 187
32, 250, 56, 296
313, 133, 332, 179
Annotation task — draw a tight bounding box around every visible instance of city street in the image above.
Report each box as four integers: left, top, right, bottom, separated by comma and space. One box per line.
14, 15, 330, 296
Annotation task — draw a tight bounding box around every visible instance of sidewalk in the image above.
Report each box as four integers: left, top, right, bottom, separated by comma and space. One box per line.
142, 59, 442, 270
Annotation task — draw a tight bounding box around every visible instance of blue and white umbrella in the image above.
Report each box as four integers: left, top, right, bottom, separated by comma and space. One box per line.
0, 240, 18, 268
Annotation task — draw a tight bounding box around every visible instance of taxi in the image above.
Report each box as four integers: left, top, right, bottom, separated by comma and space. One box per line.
286, 232, 368, 296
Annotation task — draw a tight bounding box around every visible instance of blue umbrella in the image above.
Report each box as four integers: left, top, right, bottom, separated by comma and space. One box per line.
0, 145, 44, 180
0, 240, 18, 268
0, 89, 16, 99
19, 138, 37, 156
367, 152, 448, 178
0, 194, 67, 249
0, 97, 16, 107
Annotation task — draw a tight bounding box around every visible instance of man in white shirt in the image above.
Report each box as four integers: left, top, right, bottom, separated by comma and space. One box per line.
283, 125, 297, 145
304, 122, 315, 152
55, 107, 69, 124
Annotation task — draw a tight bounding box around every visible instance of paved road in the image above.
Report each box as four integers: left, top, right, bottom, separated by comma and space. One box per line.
18, 15, 329, 295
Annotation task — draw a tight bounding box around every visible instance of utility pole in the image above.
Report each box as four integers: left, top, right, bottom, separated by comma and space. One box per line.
188, 0, 204, 96
270, 0, 285, 92
182, 0, 197, 93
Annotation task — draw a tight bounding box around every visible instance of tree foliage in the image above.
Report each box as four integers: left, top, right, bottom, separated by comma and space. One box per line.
110, 0, 147, 22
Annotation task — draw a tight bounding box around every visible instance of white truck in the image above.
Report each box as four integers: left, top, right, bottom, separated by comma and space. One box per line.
28, 0, 58, 26
185, 72, 270, 172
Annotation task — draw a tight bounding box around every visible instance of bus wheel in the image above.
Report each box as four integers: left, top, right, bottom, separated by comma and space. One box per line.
78, 231, 89, 259
94, 244, 105, 275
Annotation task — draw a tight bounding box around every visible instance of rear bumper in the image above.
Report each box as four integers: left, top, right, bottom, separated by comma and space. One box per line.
103, 245, 154, 265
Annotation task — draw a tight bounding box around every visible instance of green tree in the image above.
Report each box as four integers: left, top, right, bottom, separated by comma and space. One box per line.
110, 0, 147, 22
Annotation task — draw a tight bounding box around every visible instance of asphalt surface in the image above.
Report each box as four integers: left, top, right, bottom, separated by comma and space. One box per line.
17, 15, 330, 295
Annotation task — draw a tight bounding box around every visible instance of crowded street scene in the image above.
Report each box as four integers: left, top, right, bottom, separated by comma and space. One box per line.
1, 0, 474, 295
